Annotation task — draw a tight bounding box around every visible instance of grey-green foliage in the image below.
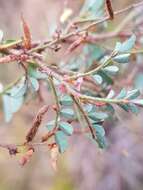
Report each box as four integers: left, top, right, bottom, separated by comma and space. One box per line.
55, 131, 69, 153
80, 0, 104, 18
0, 0, 143, 157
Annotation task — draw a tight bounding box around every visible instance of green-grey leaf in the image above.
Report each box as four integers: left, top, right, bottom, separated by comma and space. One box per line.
30, 77, 39, 91
118, 104, 130, 112
80, 0, 104, 18
28, 64, 47, 79
99, 70, 113, 85
105, 104, 115, 114
131, 99, 143, 106
2, 95, 13, 122
113, 54, 130, 63
60, 95, 73, 106
55, 131, 68, 153
92, 74, 103, 84
116, 88, 127, 99
96, 133, 106, 149
46, 120, 56, 131
59, 122, 73, 136
126, 89, 140, 100
11, 96, 23, 113
119, 103, 139, 114
60, 108, 75, 119
116, 35, 136, 53
83, 104, 93, 113
93, 124, 106, 148
128, 103, 139, 114
9, 80, 27, 98
93, 124, 105, 137
104, 66, 119, 74
12, 85, 27, 98
89, 111, 108, 121
2, 94, 23, 122
114, 42, 122, 52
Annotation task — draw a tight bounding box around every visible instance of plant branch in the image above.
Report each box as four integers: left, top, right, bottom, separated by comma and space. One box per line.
71, 95, 96, 139
28, 1, 143, 53
74, 1, 143, 25
34, 56, 133, 106
41, 76, 61, 143
66, 53, 114, 80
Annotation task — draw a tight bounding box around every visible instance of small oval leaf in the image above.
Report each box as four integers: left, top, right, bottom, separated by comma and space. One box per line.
116, 88, 127, 99
30, 77, 39, 91
59, 122, 73, 136
113, 53, 130, 63
115, 35, 136, 53
60, 108, 75, 119
92, 74, 103, 85
126, 89, 140, 100
60, 95, 73, 106
55, 131, 68, 153
93, 124, 105, 137
89, 111, 108, 121
104, 66, 119, 74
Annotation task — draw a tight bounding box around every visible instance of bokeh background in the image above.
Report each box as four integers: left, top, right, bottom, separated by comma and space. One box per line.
0, 0, 143, 190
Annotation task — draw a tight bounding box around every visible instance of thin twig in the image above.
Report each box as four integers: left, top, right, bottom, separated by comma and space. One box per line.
41, 76, 61, 142
29, 1, 143, 53
66, 53, 114, 80
74, 1, 143, 25
35, 56, 131, 105
71, 95, 96, 139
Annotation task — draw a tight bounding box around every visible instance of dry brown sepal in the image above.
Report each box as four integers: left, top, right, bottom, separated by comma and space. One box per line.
105, 0, 114, 20
50, 145, 59, 171
21, 14, 32, 49
26, 105, 49, 143
19, 148, 34, 166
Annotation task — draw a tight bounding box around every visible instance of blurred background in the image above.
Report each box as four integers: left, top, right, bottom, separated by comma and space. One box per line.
0, 0, 143, 190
